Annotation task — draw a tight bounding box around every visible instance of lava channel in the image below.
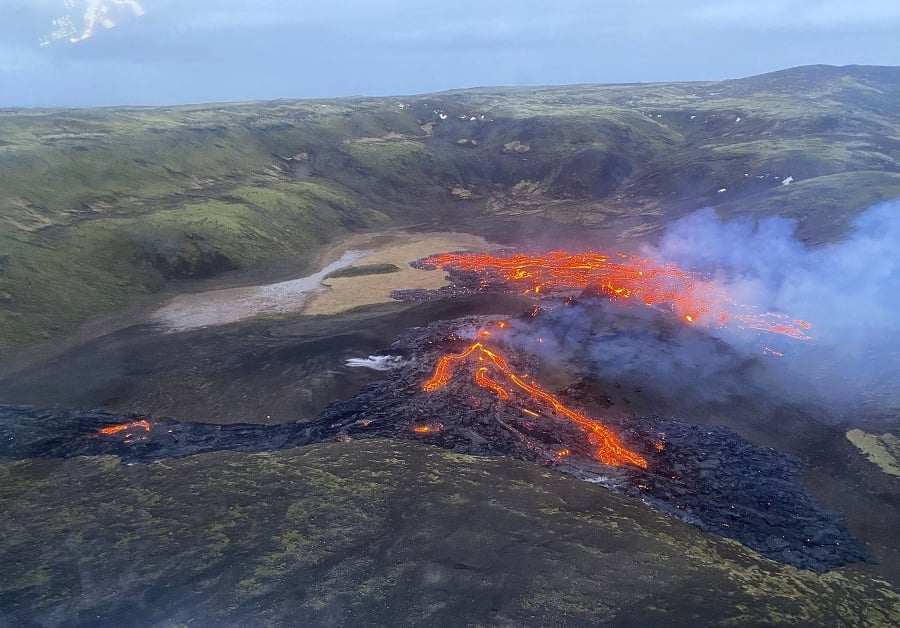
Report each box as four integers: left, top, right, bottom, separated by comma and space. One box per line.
421, 340, 648, 469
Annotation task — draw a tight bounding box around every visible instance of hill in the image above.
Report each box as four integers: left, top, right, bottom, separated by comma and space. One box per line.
1, 64, 899, 356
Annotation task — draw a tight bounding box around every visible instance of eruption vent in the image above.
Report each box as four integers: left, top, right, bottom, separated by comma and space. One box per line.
420, 250, 810, 340
422, 337, 647, 468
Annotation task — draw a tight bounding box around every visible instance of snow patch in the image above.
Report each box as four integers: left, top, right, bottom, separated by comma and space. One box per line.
345, 355, 407, 371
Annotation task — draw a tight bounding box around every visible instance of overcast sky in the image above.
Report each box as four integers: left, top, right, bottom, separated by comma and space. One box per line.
2, 0, 899, 107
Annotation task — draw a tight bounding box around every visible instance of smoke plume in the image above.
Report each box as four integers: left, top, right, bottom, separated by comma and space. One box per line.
503, 200, 900, 422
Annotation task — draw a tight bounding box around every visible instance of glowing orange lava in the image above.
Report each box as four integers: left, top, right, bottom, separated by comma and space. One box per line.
422, 341, 647, 468
474, 366, 510, 399
421, 250, 811, 340
98, 420, 151, 436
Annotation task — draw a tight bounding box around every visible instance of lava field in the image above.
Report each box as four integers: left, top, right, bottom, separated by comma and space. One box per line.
0, 311, 868, 573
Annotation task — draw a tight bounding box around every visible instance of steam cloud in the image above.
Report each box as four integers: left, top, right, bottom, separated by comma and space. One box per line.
503, 200, 900, 422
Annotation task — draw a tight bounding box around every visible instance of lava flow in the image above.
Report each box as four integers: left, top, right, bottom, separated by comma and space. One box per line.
420, 250, 810, 339
97, 419, 153, 444
98, 420, 151, 436
422, 340, 648, 468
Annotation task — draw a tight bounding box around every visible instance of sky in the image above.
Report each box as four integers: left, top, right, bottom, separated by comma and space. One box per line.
1, 0, 899, 107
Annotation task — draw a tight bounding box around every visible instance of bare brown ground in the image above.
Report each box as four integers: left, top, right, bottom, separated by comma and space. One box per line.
303, 231, 495, 315
143, 229, 496, 330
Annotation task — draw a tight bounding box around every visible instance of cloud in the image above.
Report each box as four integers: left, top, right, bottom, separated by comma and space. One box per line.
1, 0, 898, 106
685, 0, 900, 29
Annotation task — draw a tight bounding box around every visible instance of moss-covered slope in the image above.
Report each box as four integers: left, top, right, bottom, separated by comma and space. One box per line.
1, 64, 899, 355
1, 440, 897, 626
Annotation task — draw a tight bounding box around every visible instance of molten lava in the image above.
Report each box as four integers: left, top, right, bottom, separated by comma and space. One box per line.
421, 250, 810, 339
98, 420, 151, 436
413, 423, 443, 434
96, 419, 153, 445
422, 341, 648, 468
411, 249, 813, 468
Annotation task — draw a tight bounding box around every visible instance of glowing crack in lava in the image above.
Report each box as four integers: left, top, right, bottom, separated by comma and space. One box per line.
98, 419, 150, 435
421, 250, 811, 340
421, 340, 648, 468
97, 420, 152, 443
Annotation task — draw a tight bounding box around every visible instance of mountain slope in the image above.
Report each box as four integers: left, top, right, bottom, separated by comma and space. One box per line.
1, 64, 899, 356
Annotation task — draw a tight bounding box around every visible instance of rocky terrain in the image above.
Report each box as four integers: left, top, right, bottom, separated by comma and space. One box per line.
0, 314, 872, 573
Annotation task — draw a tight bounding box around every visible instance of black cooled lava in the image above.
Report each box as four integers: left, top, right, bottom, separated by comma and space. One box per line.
0, 313, 869, 573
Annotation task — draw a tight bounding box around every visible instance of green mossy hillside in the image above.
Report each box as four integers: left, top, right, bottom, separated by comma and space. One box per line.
0, 179, 387, 351
2, 65, 899, 355
1, 440, 897, 626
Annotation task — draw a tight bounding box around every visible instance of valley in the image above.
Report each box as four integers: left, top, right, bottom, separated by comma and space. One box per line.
1, 66, 899, 626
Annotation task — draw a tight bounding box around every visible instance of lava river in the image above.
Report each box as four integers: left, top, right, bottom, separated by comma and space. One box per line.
421, 335, 647, 468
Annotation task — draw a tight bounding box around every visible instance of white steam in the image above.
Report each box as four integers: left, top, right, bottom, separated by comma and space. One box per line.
345, 355, 407, 371
501, 200, 900, 421
645, 200, 900, 413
